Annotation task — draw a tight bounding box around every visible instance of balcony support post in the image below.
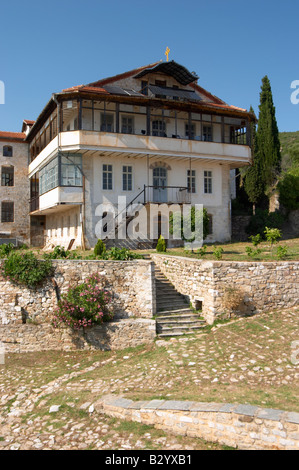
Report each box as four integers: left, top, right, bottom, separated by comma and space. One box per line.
146, 106, 151, 135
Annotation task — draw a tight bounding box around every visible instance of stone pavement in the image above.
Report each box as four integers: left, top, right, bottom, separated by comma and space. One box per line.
0, 307, 298, 450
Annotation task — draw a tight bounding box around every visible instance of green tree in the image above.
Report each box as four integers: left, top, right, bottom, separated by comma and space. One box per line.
255, 76, 281, 190
244, 106, 265, 213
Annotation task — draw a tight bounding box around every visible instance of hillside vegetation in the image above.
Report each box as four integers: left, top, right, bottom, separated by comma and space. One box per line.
279, 130, 299, 171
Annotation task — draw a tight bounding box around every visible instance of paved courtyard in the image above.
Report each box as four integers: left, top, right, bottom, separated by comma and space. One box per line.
0, 307, 298, 450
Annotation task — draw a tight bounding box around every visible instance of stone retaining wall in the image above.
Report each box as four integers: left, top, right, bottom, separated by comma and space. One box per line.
151, 254, 299, 324
0, 259, 156, 353
0, 319, 156, 353
95, 396, 299, 450
0, 259, 156, 325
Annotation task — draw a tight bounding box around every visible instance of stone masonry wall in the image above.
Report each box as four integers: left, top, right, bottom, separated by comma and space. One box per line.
151, 254, 299, 324
95, 396, 299, 450
0, 319, 156, 354
0, 259, 156, 352
0, 141, 30, 244
0, 259, 156, 325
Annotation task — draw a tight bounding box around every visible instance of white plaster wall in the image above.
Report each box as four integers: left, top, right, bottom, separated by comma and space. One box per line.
44, 205, 82, 249
83, 153, 231, 245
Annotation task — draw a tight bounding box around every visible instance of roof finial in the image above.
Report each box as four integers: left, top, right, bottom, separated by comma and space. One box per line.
165, 46, 170, 62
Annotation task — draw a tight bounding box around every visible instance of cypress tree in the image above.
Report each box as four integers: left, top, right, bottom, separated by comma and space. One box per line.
244, 106, 265, 213
255, 76, 281, 189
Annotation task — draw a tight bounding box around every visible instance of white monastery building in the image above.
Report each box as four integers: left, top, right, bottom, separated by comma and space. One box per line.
0, 59, 254, 249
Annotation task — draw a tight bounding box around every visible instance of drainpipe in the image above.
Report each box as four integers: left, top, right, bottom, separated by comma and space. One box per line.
52, 93, 86, 251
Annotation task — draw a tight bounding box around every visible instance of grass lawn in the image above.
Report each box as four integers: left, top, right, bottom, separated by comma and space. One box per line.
140, 237, 299, 262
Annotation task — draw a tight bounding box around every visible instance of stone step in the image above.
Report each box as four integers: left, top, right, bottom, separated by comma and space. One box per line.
156, 325, 206, 336
155, 307, 195, 316
156, 300, 188, 311
157, 316, 205, 325
156, 292, 186, 300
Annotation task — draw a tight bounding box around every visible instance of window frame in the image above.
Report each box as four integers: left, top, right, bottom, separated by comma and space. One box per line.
122, 165, 133, 191
187, 169, 196, 193
3, 145, 13, 157
102, 164, 113, 190
202, 125, 213, 142
121, 115, 134, 134
152, 120, 166, 137
204, 170, 213, 194
1, 165, 14, 186
1, 201, 14, 223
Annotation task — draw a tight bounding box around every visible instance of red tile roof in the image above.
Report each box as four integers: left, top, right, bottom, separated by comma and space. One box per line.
0, 131, 26, 142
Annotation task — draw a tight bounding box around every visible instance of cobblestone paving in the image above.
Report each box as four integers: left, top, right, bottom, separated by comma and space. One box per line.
0, 308, 298, 450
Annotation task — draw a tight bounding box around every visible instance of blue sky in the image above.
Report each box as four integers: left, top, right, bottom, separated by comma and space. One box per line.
0, 0, 298, 133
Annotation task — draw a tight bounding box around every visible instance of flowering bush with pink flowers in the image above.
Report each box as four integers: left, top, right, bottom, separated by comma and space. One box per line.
52, 273, 113, 329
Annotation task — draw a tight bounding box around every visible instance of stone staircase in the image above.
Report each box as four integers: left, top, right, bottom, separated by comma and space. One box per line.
154, 266, 206, 337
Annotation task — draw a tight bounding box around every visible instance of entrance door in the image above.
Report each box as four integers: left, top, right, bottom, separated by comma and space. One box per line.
153, 167, 167, 203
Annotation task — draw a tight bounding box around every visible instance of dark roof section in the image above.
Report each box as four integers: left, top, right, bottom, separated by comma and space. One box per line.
134, 61, 199, 86
87, 61, 162, 88
102, 85, 145, 97
148, 84, 202, 102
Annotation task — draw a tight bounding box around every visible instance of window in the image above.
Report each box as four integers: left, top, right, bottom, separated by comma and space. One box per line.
202, 125, 212, 142
141, 81, 148, 95
185, 123, 195, 140
3, 145, 13, 157
39, 157, 59, 195
154, 80, 167, 99
1, 201, 14, 222
121, 116, 134, 134
1, 166, 14, 186
122, 165, 132, 191
101, 113, 114, 132
61, 155, 82, 186
152, 120, 166, 137
187, 169, 196, 193
204, 171, 212, 194
103, 164, 113, 190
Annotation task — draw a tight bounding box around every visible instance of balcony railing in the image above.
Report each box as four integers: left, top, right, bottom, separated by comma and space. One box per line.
144, 186, 191, 204
30, 196, 39, 213
29, 97, 251, 162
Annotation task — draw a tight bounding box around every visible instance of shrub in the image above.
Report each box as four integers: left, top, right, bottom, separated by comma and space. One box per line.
246, 209, 284, 237
249, 234, 262, 246
264, 227, 281, 249
43, 246, 82, 260
0, 243, 15, 259
52, 273, 113, 329
1, 251, 53, 288
278, 167, 299, 210
276, 245, 288, 260
212, 246, 224, 260
156, 235, 167, 253
245, 246, 262, 258
94, 239, 106, 257
197, 244, 207, 257
221, 286, 244, 317
108, 247, 142, 260
43, 245, 70, 260
169, 206, 210, 242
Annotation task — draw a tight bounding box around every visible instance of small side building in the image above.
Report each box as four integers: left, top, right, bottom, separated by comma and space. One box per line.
0, 125, 31, 245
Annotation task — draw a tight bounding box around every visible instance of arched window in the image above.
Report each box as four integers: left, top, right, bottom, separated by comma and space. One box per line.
3, 145, 13, 157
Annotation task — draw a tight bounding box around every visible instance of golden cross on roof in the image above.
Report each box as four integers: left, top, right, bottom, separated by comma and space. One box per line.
165, 47, 170, 62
